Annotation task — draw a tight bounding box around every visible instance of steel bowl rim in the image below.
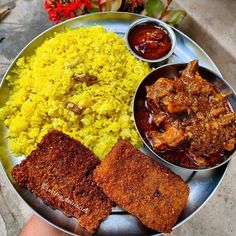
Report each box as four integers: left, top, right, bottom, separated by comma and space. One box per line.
133, 61, 236, 172
124, 18, 176, 63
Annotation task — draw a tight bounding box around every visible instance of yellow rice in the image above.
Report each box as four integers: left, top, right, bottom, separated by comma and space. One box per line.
0, 26, 151, 159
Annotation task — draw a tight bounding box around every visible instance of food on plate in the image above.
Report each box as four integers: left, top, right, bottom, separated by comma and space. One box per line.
142, 60, 236, 168
128, 22, 172, 60
11, 130, 113, 233
93, 140, 189, 233
0, 26, 151, 159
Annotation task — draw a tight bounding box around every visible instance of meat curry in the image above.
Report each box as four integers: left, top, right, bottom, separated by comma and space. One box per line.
144, 60, 236, 168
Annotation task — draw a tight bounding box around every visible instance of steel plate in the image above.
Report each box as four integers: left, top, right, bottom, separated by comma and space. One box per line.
0, 12, 232, 236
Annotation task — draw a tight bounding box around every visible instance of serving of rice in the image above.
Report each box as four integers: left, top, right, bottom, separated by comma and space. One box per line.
0, 26, 151, 159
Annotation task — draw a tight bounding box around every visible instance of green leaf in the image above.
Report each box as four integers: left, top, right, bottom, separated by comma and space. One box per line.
146, 0, 165, 18
86, 1, 100, 13
87, 8, 100, 13
161, 10, 187, 26
90, 1, 100, 8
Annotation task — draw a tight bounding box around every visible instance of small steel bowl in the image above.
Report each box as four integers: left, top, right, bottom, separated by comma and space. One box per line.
125, 18, 176, 64
133, 62, 236, 171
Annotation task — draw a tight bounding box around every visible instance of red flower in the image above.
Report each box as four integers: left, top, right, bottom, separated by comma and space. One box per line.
130, 0, 142, 6
44, 0, 91, 23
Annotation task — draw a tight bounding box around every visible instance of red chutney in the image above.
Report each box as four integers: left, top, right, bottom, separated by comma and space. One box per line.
128, 23, 172, 60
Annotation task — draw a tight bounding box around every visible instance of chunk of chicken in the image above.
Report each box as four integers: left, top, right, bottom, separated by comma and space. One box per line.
146, 78, 177, 99
148, 131, 167, 150
167, 92, 190, 113
146, 77, 189, 113
180, 60, 214, 96
181, 60, 198, 80
146, 78, 173, 112
152, 113, 167, 128
149, 126, 185, 151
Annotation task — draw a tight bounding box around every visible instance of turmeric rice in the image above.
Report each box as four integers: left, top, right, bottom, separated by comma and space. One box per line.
0, 26, 151, 159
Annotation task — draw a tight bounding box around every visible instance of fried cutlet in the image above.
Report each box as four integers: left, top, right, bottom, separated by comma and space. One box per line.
93, 140, 189, 233
12, 130, 113, 233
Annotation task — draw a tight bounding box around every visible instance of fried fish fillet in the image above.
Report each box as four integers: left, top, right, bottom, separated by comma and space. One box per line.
12, 130, 113, 233
93, 140, 189, 233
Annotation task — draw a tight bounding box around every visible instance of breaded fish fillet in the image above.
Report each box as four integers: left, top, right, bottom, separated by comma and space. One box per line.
12, 130, 113, 233
93, 140, 189, 233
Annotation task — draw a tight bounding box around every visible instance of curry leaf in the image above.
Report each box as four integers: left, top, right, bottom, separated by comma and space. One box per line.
146, 0, 165, 18
161, 10, 187, 26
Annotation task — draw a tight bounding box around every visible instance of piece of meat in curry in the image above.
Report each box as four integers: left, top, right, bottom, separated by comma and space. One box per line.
146, 60, 236, 168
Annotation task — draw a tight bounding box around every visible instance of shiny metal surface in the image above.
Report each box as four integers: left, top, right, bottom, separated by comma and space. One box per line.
124, 18, 176, 63
133, 63, 236, 171
0, 12, 231, 236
